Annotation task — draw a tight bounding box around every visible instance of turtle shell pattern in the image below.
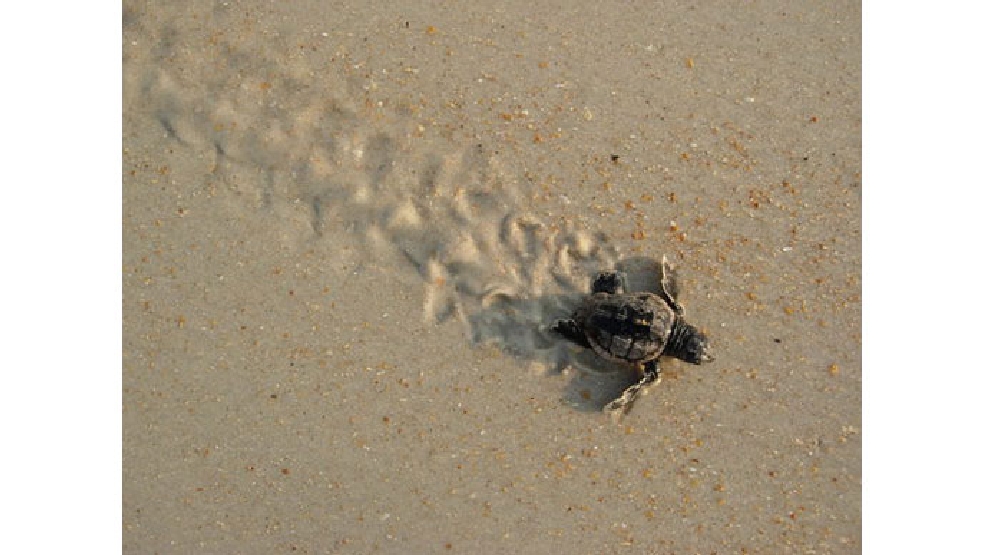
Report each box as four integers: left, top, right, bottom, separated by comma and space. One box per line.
576, 292, 675, 364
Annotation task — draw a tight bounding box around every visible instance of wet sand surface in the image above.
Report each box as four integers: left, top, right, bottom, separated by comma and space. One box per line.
123, 1, 860, 552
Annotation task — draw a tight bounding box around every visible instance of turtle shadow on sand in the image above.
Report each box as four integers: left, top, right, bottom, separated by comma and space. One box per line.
463, 256, 687, 413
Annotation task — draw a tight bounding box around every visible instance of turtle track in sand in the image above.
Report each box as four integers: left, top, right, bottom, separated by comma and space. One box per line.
129, 28, 634, 405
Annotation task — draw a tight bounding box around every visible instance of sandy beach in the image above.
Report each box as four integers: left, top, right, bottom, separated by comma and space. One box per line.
123, 1, 861, 552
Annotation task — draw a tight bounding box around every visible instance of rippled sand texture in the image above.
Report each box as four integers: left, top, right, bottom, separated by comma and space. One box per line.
130, 8, 623, 364
124, 1, 861, 553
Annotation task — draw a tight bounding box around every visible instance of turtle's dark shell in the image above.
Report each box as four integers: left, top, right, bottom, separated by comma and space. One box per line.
574, 291, 676, 364
550, 260, 714, 416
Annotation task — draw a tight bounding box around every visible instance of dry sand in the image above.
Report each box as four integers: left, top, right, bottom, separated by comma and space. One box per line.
123, 1, 861, 552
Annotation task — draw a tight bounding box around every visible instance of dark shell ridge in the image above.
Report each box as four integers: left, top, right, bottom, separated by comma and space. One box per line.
580, 292, 674, 363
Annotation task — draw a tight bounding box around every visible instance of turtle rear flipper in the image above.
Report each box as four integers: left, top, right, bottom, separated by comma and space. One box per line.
550, 318, 592, 349
591, 271, 628, 295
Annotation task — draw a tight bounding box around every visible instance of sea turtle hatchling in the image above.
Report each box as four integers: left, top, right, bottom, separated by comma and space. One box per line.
550, 256, 714, 415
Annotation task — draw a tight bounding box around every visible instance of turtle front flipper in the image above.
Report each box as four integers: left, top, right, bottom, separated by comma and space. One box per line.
659, 255, 685, 316
605, 360, 662, 416
550, 318, 593, 349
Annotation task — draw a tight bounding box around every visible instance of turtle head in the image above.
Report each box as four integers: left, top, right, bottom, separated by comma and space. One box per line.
668, 322, 715, 365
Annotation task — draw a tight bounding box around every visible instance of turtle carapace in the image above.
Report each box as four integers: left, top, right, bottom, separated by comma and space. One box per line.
551, 256, 714, 415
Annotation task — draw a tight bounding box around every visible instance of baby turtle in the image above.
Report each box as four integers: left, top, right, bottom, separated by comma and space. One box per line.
550, 256, 714, 415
